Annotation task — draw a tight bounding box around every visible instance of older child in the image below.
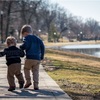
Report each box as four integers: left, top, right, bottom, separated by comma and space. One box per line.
0, 36, 25, 91
20, 25, 45, 90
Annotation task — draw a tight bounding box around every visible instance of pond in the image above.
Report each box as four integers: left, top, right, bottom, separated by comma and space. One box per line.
60, 44, 100, 57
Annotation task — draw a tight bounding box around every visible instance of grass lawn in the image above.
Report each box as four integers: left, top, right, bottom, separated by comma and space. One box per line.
43, 49, 100, 100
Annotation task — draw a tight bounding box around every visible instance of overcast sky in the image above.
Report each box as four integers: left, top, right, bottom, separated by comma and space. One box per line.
49, 0, 100, 22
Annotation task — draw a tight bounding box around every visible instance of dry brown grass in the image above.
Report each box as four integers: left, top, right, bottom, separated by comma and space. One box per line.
45, 49, 100, 68
44, 49, 100, 100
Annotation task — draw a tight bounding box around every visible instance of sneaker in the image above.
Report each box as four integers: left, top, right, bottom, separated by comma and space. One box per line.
8, 86, 15, 91
34, 88, 39, 90
24, 83, 32, 88
19, 83, 24, 89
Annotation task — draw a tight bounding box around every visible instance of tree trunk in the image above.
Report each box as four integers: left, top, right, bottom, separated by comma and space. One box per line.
5, 1, 13, 38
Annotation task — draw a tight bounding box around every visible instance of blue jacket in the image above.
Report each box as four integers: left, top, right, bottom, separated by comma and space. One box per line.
20, 34, 45, 60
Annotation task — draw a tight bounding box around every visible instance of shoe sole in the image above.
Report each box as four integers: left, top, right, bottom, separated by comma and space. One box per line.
24, 83, 32, 88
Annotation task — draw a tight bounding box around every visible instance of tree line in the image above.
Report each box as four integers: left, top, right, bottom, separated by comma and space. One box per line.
0, 0, 100, 42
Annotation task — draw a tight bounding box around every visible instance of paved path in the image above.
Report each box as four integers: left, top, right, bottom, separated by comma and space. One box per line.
0, 57, 72, 100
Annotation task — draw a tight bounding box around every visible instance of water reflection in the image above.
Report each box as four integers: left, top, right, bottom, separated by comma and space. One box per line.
94, 51, 100, 57
62, 44, 100, 49
60, 44, 100, 57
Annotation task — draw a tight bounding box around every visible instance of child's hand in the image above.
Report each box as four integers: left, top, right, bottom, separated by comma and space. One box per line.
0, 52, 5, 57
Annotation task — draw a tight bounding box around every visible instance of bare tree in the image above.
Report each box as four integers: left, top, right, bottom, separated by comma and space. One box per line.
40, 2, 57, 41
85, 18, 99, 34
0, 0, 17, 40
18, 0, 42, 26
1, 0, 100, 43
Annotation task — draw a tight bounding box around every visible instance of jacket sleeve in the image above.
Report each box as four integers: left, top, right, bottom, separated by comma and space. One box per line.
40, 40, 45, 60
0, 49, 5, 57
20, 36, 30, 50
19, 49, 25, 57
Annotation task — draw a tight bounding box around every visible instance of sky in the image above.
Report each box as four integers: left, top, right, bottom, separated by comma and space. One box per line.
49, 0, 100, 22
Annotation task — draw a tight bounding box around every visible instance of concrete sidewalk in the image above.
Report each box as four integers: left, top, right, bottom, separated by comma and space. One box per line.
0, 57, 72, 100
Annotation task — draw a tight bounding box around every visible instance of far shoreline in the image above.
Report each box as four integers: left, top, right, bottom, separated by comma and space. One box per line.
44, 40, 100, 47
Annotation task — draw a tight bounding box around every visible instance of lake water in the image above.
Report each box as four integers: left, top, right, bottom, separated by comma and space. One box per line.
60, 44, 100, 58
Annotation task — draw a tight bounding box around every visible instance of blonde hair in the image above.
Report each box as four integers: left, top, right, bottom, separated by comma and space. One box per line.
20, 25, 32, 35
6, 36, 17, 46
